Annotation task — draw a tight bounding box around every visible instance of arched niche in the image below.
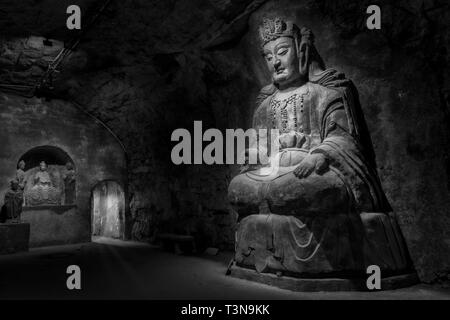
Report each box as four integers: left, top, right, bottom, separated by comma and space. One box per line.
18, 146, 74, 171
17, 145, 76, 207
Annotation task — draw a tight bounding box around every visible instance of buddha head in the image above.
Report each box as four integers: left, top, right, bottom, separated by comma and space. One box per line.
10, 180, 19, 191
259, 17, 324, 88
39, 161, 47, 171
65, 162, 74, 171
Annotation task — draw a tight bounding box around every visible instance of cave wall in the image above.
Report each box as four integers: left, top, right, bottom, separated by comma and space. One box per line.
0, 0, 262, 250
0, 0, 449, 282
0, 93, 127, 246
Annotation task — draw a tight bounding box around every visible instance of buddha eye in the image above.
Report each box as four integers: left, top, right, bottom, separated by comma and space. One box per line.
277, 48, 288, 56
265, 54, 273, 62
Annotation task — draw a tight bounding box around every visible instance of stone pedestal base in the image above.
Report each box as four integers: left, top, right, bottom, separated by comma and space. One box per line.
234, 212, 413, 277
228, 263, 419, 291
21, 205, 86, 247
0, 222, 30, 254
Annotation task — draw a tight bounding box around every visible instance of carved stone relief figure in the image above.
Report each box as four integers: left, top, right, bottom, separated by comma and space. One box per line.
16, 160, 26, 191
62, 162, 76, 204
4, 180, 23, 222
26, 161, 60, 206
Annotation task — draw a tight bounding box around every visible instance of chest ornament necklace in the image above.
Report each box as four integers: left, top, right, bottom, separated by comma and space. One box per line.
270, 92, 306, 133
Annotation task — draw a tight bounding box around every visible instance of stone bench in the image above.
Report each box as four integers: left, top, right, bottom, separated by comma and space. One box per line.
156, 233, 197, 254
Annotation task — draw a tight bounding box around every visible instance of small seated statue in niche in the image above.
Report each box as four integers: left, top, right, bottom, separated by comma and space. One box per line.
4, 180, 23, 223
26, 161, 60, 206
228, 18, 412, 277
62, 162, 76, 204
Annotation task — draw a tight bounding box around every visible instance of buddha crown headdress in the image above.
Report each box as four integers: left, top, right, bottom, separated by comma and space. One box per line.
258, 17, 314, 47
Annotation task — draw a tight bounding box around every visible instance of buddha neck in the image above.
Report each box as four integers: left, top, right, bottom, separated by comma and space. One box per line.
275, 77, 307, 98
276, 75, 305, 89
275, 81, 308, 100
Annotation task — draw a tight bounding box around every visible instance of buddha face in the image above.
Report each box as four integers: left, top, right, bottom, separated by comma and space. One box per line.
39, 161, 47, 171
18, 160, 25, 170
10, 180, 19, 191
263, 36, 300, 87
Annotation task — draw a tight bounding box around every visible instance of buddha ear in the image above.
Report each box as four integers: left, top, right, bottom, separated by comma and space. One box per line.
297, 27, 327, 79
295, 28, 311, 79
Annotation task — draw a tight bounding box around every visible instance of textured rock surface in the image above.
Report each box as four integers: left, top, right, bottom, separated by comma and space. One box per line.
0, 0, 449, 282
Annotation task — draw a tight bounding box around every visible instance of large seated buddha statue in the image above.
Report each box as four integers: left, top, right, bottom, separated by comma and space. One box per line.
228, 18, 412, 278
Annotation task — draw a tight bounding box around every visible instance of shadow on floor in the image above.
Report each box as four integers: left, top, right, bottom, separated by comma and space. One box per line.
0, 238, 448, 300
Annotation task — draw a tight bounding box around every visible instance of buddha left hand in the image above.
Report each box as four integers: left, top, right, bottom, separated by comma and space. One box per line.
294, 153, 328, 178
279, 131, 306, 149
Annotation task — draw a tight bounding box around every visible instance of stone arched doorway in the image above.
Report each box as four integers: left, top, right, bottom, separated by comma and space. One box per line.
91, 180, 125, 240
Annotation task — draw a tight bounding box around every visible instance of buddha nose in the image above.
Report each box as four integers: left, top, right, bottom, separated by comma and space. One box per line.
273, 58, 281, 69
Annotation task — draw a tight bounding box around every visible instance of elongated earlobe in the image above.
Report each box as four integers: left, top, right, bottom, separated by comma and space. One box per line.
295, 33, 310, 79
299, 41, 310, 77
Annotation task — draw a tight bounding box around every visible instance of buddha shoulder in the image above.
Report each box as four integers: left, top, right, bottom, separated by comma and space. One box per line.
306, 82, 347, 110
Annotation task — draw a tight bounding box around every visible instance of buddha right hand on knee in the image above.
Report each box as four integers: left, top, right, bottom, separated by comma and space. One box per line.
293, 153, 328, 179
